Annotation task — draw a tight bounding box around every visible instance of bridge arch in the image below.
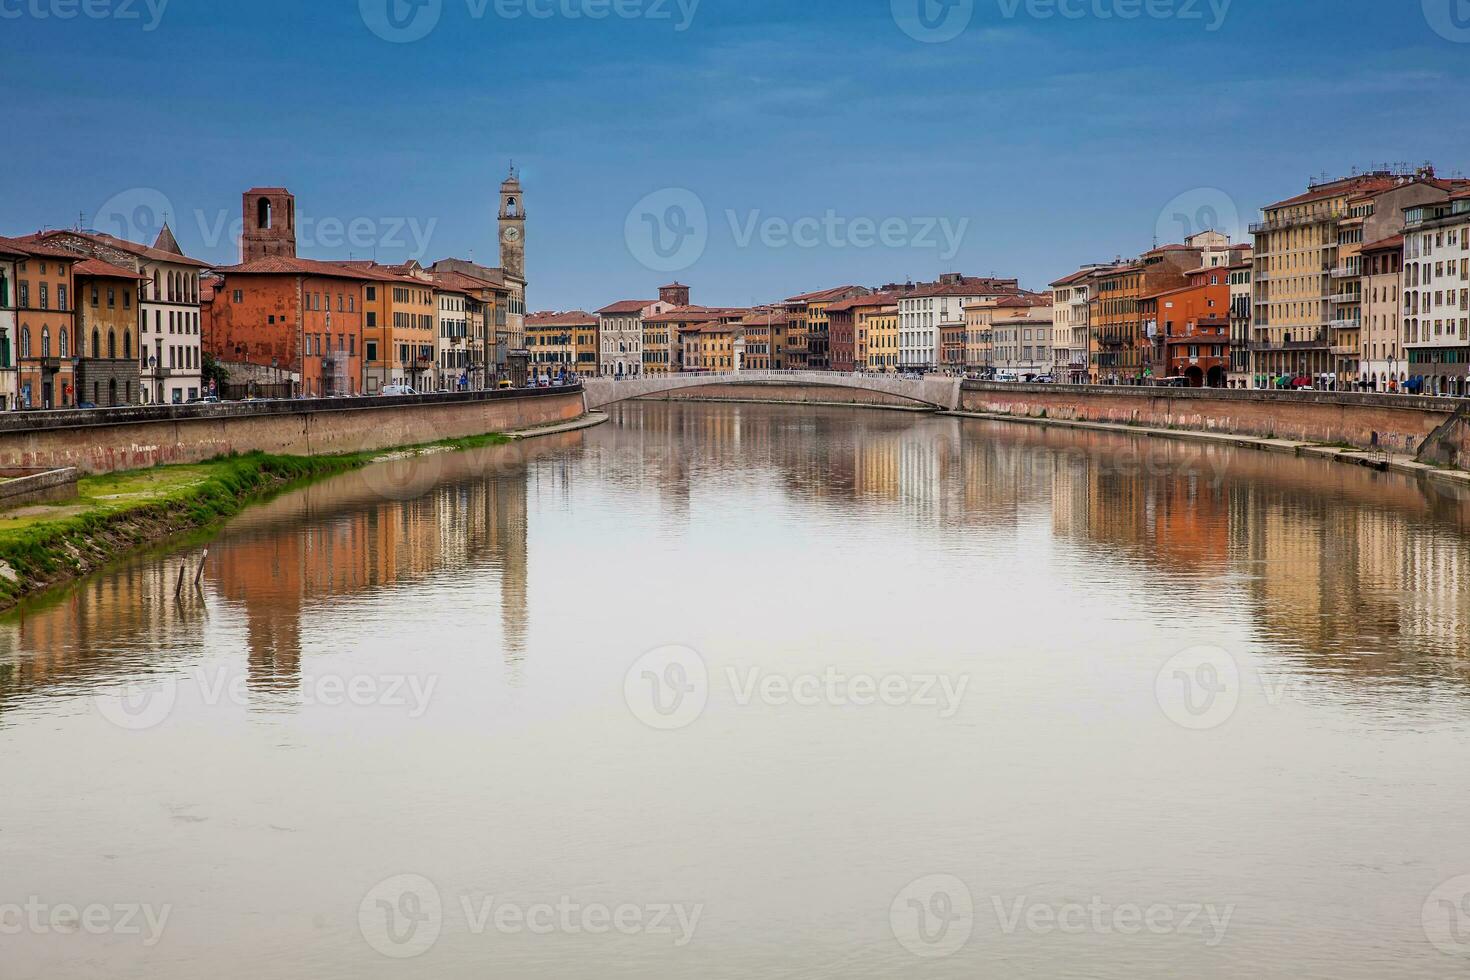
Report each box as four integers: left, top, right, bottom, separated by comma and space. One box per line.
581, 371, 961, 412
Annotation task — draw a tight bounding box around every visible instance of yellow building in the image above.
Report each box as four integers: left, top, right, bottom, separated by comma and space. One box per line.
863, 305, 900, 372
572, 317, 598, 378
525, 310, 592, 379
644, 307, 746, 373
681, 322, 737, 371
344, 262, 436, 392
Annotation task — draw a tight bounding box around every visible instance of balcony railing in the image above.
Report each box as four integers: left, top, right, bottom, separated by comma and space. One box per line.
1250, 210, 1344, 235
1248, 330, 1330, 351
1329, 266, 1360, 279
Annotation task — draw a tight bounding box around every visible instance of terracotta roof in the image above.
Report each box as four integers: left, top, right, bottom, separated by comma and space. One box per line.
526, 310, 597, 327
246, 186, 290, 194
332, 260, 427, 284
1048, 268, 1094, 287
212, 256, 390, 280
643, 305, 746, 325
596, 299, 657, 315
825, 289, 907, 313
1362, 233, 1405, 253
785, 285, 866, 304
431, 270, 502, 294
738, 306, 792, 325
1263, 173, 1416, 211
25, 229, 211, 268
0, 234, 76, 260
72, 257, 146, 280
905, 278, 1022, 299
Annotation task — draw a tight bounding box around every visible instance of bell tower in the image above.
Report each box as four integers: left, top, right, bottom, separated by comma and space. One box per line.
498, 166, 525, 280
241, 187, 296, 262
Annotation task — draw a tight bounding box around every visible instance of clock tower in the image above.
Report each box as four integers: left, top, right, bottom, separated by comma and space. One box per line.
498, 167, 525, 281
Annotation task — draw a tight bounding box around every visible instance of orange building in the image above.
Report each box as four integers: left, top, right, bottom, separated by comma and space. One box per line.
3, 235, 79, 409
204, 256, 375, 397
1148, 266, 1233, 386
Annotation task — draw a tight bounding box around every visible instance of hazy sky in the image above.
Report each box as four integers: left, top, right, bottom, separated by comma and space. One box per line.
5, 0, 1469, 309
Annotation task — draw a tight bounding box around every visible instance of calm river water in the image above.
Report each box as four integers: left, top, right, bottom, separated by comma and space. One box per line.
2, 401, 1470, 978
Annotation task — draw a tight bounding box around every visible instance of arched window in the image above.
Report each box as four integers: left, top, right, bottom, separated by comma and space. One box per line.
108, 330, 117, 359
153, 271, 161, 299
505, 197, 519, 217
41, 327, 51, 358
92, 329, 101, 358
20, 326, 30, 358
58, 328, 67, 359
123, 331, 132, 360
258, 197, 272, 230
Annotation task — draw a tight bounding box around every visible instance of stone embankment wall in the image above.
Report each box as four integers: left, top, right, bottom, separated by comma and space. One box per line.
0, 388, 584, 475
958, 383, 1461, 464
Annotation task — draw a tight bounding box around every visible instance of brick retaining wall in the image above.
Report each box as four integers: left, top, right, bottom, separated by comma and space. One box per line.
0, 388, 585, 474
958, 382, 1460, 462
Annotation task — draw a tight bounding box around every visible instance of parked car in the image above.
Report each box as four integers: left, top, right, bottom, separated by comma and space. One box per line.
497, 380, 513, 390
187, 395, 221, 404
380, 384, 418, 396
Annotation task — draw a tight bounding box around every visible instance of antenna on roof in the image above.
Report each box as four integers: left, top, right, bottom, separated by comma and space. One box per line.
76, 212, 85, 231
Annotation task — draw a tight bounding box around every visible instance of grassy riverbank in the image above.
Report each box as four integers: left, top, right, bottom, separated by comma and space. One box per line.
0, 431, 514, 612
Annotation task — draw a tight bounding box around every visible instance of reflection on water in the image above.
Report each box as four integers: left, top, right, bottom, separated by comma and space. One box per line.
1, 402, 1469, 979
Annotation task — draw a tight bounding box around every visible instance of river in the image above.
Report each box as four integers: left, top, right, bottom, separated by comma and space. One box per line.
2, 401, 1469, 978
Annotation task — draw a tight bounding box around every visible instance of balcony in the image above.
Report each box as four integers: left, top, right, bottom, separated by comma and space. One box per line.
1328, 293, 1360, 305
1250, 210, 1344, 235
1330, 345, 1358, 356
1330, 318, 1363, 331
1329, 266, 1360, 279
1248, 330, 1330, 352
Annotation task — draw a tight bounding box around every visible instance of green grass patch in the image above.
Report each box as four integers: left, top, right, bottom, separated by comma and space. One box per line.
0, 429, 513, 611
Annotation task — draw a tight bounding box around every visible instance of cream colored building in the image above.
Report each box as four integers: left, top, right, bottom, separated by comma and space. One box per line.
1251, 169, 1465, 387
1402, 193, 1470, 395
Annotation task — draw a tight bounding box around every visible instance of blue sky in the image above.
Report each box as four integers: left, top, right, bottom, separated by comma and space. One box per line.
4, 0, 1469, 309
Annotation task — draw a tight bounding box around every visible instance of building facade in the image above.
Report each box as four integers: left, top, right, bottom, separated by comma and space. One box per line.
1402, 192, 1470, 395
1360, 235, 1404, 391
74, 258, 144, 406
204, 256, 373, 397
32, 226, 208, 404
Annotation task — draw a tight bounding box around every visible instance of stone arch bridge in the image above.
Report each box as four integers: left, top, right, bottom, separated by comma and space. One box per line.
581, 371, 961, 412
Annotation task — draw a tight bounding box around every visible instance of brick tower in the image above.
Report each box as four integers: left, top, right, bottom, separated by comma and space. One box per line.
659, 282, 690, 306
241, 187, 296, 262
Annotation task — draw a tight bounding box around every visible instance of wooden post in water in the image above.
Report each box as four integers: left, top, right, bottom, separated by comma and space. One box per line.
194, 549, 208, 587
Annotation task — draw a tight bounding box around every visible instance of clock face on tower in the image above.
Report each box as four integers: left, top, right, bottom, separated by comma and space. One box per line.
503, 226, 521, 243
